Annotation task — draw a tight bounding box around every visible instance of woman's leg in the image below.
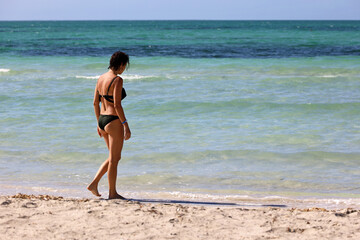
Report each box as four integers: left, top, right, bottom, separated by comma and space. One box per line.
87, 130, 110, 197
106, 120, 124, 199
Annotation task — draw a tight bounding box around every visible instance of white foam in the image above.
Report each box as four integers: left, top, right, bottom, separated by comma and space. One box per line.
122, 191, 360, 209
75, 75, 100, 79
122, 74, 155, 80
0, 68, 10, 73
318, 74, 341, 78
75, 74, 155, 80
2, 182, 360, 209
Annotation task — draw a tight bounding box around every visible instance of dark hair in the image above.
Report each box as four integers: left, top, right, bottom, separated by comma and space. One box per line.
108, 51, 130, 70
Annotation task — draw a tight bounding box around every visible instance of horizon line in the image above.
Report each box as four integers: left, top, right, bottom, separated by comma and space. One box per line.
0, 19, 359, 22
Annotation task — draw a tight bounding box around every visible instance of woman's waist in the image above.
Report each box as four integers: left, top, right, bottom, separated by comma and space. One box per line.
100, 110, 118, 116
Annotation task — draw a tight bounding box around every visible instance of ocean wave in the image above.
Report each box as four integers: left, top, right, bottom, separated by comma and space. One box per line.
75, 74, 156, 81
0, 68, 10, 73
318, 74, 343, 78
75, 75, 100, 79
122, 74, 156, 81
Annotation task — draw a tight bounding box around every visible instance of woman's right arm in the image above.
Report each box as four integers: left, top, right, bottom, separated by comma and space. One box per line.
93, 82, 102, 137
93, 84, 100, 122
113, 77, 131, 140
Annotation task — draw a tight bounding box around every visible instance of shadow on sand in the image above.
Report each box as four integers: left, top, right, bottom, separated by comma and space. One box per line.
125, 198, 287, 208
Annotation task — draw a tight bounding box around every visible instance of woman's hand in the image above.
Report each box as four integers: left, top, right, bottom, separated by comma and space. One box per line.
97, 126, 102, 138
124, 125, 131, 140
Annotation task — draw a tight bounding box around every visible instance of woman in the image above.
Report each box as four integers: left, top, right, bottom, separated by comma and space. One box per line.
87, 51, 131, 199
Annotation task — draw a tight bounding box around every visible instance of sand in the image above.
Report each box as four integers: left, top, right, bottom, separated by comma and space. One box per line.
0, 194, 359, 240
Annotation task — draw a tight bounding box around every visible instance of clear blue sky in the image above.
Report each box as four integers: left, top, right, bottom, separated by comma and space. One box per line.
1, 0, 359, 20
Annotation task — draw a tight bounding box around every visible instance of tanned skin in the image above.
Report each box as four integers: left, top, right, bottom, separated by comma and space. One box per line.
87, 64, 131, 199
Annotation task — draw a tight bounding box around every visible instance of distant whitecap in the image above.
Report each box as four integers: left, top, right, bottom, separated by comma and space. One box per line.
75, 75, 100, 79
122, 74, 155, 80
319, 75, 341, 78
75, 74, 155, 80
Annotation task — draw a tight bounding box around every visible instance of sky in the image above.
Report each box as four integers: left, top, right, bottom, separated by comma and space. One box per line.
0, 0, 359, 21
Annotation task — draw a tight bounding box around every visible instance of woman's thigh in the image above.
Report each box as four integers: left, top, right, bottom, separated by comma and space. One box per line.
99, 130, 110, 150
105, 120, 124, 161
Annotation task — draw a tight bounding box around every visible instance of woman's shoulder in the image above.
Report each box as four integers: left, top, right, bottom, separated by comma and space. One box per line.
98, 73, 114, 83
98, 73, 123, 86
97, 73, 106, 83
111, 75, 123, 84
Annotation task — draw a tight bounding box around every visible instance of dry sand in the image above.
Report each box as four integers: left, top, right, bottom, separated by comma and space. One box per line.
1, 193, 359, 240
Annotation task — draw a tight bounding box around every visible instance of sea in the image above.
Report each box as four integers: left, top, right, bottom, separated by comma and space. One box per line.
0, 20, 359, 209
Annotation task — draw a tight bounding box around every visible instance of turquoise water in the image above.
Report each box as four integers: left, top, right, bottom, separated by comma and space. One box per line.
0, 21, 360, 206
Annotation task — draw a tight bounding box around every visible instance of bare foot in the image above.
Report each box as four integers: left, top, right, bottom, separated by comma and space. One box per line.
108, 193, 126, 200
87, 183, 101, 197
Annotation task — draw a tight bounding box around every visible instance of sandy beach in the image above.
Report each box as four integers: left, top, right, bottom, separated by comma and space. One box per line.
0, 194, 359, 240
1, 21, 360, 240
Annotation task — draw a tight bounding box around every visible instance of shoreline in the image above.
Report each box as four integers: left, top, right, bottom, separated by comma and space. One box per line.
2, 183, 360, 210
1, 193, 359, 240
2, 192, 360, 209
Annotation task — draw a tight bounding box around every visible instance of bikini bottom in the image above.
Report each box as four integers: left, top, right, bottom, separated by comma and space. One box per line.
98, 114, 119, 131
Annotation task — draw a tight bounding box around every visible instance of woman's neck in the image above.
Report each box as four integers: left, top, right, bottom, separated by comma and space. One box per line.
109, 69, 119, 75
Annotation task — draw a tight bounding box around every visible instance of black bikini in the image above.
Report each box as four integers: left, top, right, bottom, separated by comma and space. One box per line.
98, 76, 127, 131
98, 115, 119, 131
98, 76, 127, 103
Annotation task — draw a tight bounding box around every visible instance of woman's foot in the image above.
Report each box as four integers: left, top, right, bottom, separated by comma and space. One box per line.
108, 193, 126, 200
87, 183, 101, 197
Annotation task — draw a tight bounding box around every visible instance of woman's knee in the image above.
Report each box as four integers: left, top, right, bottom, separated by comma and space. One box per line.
109, 155, 121, 164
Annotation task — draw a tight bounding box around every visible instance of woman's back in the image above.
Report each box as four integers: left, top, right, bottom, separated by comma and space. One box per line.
97, 73, 120, 115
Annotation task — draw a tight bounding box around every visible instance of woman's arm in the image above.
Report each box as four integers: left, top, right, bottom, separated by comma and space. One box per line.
93, 82, 102, 137
93, 83, 100, 122
113, 77, 126, 122
113, 77, 131, 140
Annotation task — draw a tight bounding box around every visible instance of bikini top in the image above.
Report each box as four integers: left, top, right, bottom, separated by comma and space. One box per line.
98, 76, 127, 103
